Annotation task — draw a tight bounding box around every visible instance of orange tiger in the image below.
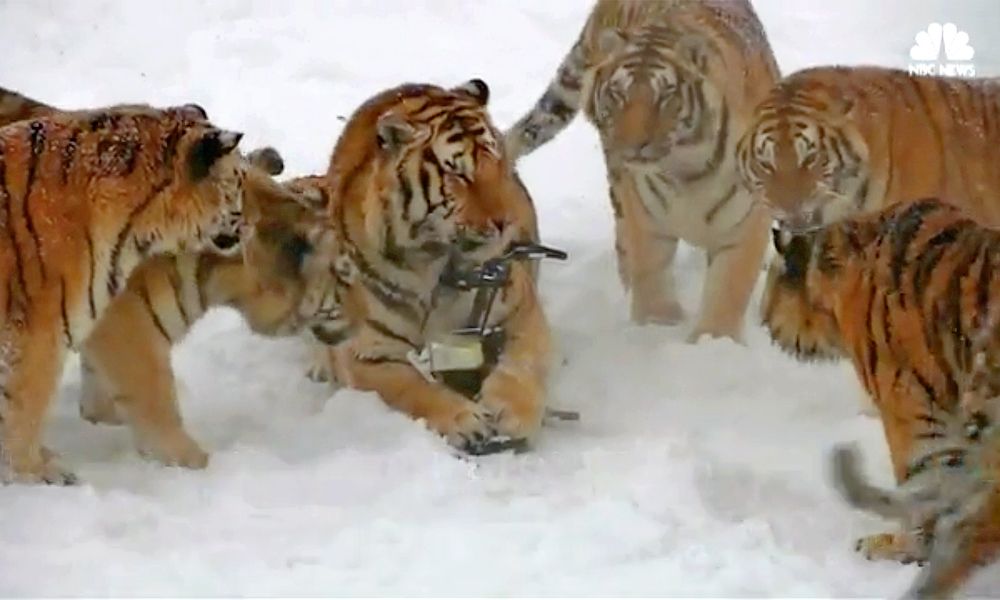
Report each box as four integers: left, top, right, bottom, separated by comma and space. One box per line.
0, 103, 252, 484
314, 78, 551, 454
737, 66, 1000, 231
504, 0, 779, 342
78, 156, 348, 469
763, 198, 1000, 596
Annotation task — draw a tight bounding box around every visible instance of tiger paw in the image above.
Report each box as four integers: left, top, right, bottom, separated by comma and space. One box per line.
478, 375, 544, 444
686, 323, 742, 345
855, 531, 929, 564
425, 398, 509, 455
2, 450, 79, 486
305, 361, 330, 383
631, 296, 685, 326
137, 432, 209, 470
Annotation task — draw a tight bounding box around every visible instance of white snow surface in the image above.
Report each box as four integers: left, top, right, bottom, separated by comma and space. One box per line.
2, 0, 1000, 596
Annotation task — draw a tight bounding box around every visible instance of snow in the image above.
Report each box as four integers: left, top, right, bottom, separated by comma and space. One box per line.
2, 0, 1000, 595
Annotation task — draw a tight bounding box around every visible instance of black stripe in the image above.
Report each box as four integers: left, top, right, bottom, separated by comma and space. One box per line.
357, 355, 411, 366
1, 140, 28, 305
889, 200, 939, 290
137, 284, 171, 341
705, 185, 737, 224
680, 102, 729, 184
365, 318, 418, 349
84, 229, 97, 319
107, 178, 171, 295
61, 128, 80, 185
161, 121, 184, 166
24, 120, 46, 280
59, 276, 73, 347
168, 266, 190, 327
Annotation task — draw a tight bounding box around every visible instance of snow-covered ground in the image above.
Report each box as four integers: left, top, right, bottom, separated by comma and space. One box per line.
2, 0, 1000, 595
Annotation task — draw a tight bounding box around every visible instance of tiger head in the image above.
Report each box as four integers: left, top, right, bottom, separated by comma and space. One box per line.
760, 224, 850, 362
736, 91, 870, 232
237, 161, 355, 341
587, 29, 723, 168
331, 78, 536, 264
130, 103, 248, 258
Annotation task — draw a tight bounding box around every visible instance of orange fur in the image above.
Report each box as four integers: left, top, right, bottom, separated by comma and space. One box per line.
0, 104, 250, 484
764, 198, 1000, 595
316, 79, 551, 454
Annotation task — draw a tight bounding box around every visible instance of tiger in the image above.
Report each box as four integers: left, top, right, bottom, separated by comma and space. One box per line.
504, 0, 779, 343
312, 78, 551, 455
0, 103, 259, 484
761, 197, 1000, 594
737, 66, 1000, 232
0, 86, 55, 127
77, 153, 348, 470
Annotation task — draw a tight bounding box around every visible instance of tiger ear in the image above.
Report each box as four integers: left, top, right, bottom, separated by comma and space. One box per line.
454, 78, 490, 105
188, 129, 243, 181
376, 113, 416, 154
179, 103, 208, 120
246, 146, 285, 176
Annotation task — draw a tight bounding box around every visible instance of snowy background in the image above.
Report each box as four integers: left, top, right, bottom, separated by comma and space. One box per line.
3, 0, 1000, 595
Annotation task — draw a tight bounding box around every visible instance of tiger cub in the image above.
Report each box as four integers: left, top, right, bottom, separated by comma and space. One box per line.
763, 198, 1000, 595
504, 0, 779, 342
77, 154, 347, 469
315, 78, 551, 455
737, 66, 1000, 231
0, 104, 251, 484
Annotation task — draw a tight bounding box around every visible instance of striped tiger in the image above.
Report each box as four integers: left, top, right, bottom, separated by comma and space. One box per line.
0, 103, 258, 484
314, 78, 550, 454
737, 66, 1000, 232
504, 0, 779, 342
77, 156, 348, 469
762, 198, 1000, 594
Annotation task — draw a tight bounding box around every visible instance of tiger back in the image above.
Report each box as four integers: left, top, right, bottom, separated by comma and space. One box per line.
317, 78, 552, 455
78, 157, 347, 470
0, 86, 56, 128
0, 103, 251, 484
763, 198, 1000, 595
737, 66, 1000, 231
505, 0, 780, 343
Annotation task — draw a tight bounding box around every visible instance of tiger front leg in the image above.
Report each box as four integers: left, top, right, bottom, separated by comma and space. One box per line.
609, 164, 684, 325
688, 200, 770, 344
81, 300, 208, 470
343, 346, 502, 454
0, 325, 77, 485
477, 267, 552, 445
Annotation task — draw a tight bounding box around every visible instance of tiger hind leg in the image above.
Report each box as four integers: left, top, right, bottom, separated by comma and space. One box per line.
688, 201, 770, 344
1, 325, 77, 485
609, 166, 684, 326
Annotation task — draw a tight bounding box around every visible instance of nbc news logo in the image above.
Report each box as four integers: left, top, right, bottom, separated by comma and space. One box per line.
908, 23, 976, 77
